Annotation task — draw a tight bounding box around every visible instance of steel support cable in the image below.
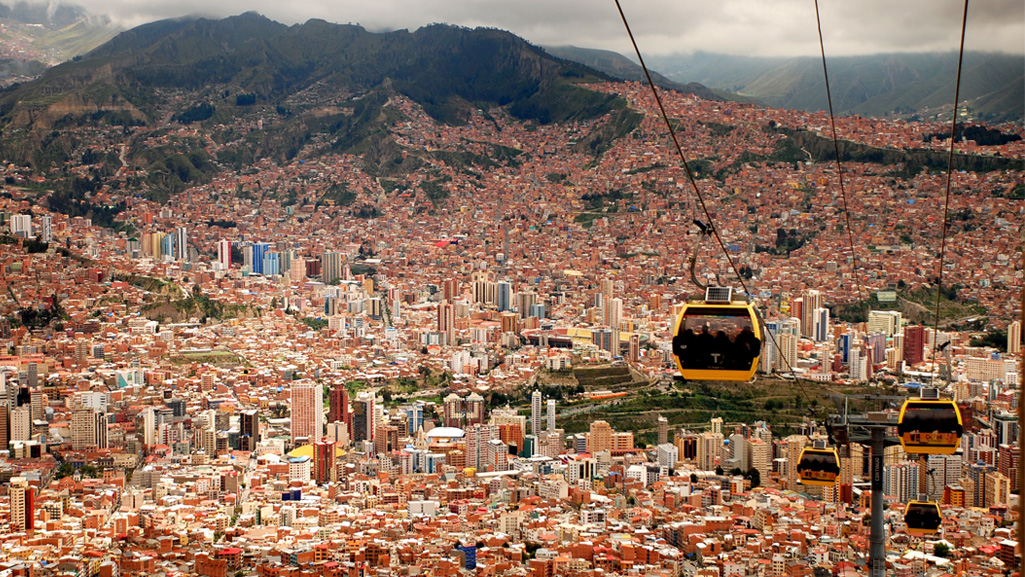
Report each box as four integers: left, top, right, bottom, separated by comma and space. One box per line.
814, 0, 869, 306
613, 0, 813, 408
931, 0, 970, 368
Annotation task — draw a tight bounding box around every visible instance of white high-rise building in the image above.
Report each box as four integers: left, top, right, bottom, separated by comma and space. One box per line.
849, 348, 869, 382
217, 239, 232, 269
141, 407, 156, 446
9, 214, 31, 238
174, 227, 188, 261
867, 310, 902, 337
39, 215, 51, 243
531, 390, 542, 437
813, 307, 830, 343
546, 399, 556, 434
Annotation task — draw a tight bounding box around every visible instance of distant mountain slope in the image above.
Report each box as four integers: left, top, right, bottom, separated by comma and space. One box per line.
0, 13, 638, 196
2, 13, 619, 128
543, 45, 734, 102
0, 1, 119, 86
647, 51, 1024, 122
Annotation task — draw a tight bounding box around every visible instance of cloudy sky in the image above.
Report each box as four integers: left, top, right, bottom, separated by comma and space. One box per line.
77, 0, 1023, 58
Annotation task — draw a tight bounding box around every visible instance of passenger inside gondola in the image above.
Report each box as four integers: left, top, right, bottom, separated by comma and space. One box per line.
673, 312, 761, 371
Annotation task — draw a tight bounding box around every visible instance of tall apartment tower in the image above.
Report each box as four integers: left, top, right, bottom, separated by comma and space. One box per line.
1009, 321, 1021, 356
438, 300, 455, 345
290, 381, 324, 443
321, 251, 342, 283
351, 392, 375, 444
903, 325, 926, 366
658, 415, 669, 446
546, 399, 557, 434
240, 410, 260, 451
800, 290, 822, 338
9, 477, 33, 532
174, 227, 188, 261
328, 385, 349, 427
217, 239, 232, 269
531, 390, 542, 437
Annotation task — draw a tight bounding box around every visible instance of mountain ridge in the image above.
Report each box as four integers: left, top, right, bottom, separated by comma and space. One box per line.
646, 51, 1024, 122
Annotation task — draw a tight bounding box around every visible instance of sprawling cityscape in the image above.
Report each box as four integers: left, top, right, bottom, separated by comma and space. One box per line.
0, 7, 1021, 577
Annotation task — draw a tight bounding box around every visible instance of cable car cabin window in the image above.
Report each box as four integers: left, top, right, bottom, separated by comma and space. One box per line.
672, 307, 761, 371
904, 501, 942, 535
898, 401, 963, 454
797, 449, 841, 485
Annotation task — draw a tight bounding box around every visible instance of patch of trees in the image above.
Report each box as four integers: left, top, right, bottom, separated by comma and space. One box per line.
174, 102, 215, 124
925, 124, 1022, 147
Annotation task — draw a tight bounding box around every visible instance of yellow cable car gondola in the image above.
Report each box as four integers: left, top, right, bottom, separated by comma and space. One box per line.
897, 399, 963, 455
904, 500, 942, 536
671, 286, 762, 381
796, 447, 841, 487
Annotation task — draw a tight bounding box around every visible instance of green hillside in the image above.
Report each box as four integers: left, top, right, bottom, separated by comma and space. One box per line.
0, 14, 629, 196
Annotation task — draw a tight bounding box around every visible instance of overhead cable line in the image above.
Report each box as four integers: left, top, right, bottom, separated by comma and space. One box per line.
613, 0, 815, 409
931, 0, 970, 367
813, 0, 869, 306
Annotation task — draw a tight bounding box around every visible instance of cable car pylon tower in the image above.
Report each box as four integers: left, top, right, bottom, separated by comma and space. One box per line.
827, 395, 901, 577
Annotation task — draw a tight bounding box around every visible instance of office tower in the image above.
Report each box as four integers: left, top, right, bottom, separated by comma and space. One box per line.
72, 407, 107, 450
438, 300, 455, 345
26, 363, 37, 388
517, 292, 537, 320
8, 405, 28, 442
262, 252, 280, 276
800, 290, 821, 338
290, 382, 324, 443
240, 410, 259, 451
531, 390, 542, 437
174, 226, 188, 261
39, 215, 51, 243
605, 297, 623, 330
496, 281, 512, 312
867, 310, 902, 337
658, 415, 669, 446
1009, 321, 1021, 356
328, 385, 348, 425
314, 440, 337, 485
710, 417, 723, 436
0, 403, 7, 449
442, 279, 459, 303
902, 325, 926, 364
849, 348, 869, 382
547, 399, 557, 434
9, 214, 30, 238
601, 278, 615, 299
812, 307, 829, 343
698, 431, 724, 472
250, 242, 269, 275
321, 251, 342, 283
217, 239, 232, 269
9, 477, 33, 531
588, 420, 612, 454
776, 333, 798, 373
351, 392, 375, 444
407, 402, 424, 435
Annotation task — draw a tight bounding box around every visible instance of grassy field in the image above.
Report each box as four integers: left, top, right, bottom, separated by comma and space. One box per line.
557, 376, 881, 445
